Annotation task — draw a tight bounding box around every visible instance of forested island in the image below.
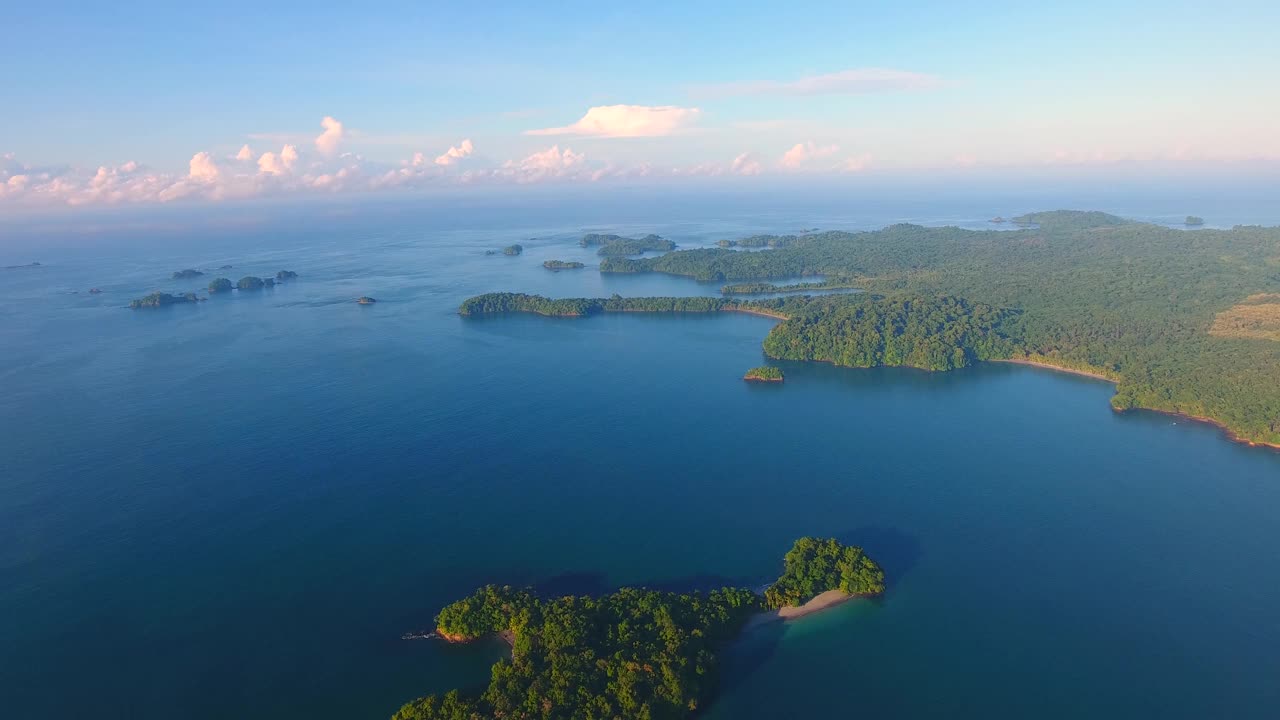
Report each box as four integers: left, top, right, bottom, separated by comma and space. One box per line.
208, 278, 233, 293
582, 233, 676, 256
129, 291, 200, 308
572, 210, 1280, 446
392, 537, 882, 720
1185, 216, 1205, 226
542, 260, 585, 271
744, 366, 784, 382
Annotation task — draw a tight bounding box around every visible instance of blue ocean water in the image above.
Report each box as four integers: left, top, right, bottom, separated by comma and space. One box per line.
2, 182, 1279, 719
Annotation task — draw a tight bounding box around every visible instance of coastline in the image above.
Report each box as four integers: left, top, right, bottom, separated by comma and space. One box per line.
990, 358, 1117, 383
992, 359, 1280, 451
723, 306, 789, 321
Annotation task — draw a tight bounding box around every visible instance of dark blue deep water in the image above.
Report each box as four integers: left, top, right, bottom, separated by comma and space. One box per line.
3, 184, 1280, 719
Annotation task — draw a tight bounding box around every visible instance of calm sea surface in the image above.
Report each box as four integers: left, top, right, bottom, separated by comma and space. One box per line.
3, 184, 1279, 719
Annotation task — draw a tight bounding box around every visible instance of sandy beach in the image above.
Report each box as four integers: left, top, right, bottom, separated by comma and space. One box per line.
743, 590, 857, 632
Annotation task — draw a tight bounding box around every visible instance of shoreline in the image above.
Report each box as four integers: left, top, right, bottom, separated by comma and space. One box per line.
990, 358, 1117, 383
742, 590, 863, 633
992, 359, 1280, 451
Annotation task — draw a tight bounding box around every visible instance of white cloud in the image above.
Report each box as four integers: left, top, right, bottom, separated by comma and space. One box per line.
188, 152, 220, 182
434, 139, 475, 166
257, 144, 299, 176
526, 105, 701, 138
730, 152, 763, 176
315, 116, 345, 156
780, 142, 840, 169
235, 144, 253, 161
696, 68, 942, 98
841, 154, 872, 173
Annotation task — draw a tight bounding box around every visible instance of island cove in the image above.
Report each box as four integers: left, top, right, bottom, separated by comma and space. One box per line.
461, 210, 1280, 448
393, 538, 883, 720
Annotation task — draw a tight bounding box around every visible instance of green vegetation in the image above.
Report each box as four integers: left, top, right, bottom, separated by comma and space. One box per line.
207, 278, 233, 293
717, 235, 797, 249
129, 291, 198, 309
394, 537, 879, 720
542, 260, 585, 271
237, 276, 266, 290
743, 366, 783, 382
588, 210, 1280, 445
763, 537, 886, 609
596, 237, 676, 256
1186, 215, 1205, 226
762, 295, 1015, 372
275, 270, 298, 280
503, 244, 524, 256
172, 269, 204, 279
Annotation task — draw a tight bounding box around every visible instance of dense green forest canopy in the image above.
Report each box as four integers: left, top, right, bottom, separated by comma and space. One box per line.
763, 537, 885, 609
207, 278, 233, 293
588, 211, 1280, 444
395, 538, 879, 720
762, 295, 1015, 372
721, 279, 863, 295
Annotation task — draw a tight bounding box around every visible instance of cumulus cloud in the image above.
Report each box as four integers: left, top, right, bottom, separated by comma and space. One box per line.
780, 142, 840, 169
315, 116, 345, 156
257, 145, 298, 176
696, 68, 942, 98
434, 139, 475, 166
730, 152, 763, 176
235, 144, 253, 161
526, 105, 701, 138
188, 152, 220, 182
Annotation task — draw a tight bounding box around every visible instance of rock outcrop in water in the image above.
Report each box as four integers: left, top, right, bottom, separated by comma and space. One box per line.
237, 276, 266, 290
208, 278, 233, 293
275, 270, 298, 280
172, 269, 204, 279
357, 296, 377, 304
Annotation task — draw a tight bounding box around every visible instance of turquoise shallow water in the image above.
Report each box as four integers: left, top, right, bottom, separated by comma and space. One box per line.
2, 186, 1280, 719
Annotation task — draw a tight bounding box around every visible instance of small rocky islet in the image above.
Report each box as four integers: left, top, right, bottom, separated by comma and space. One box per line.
131, 270, 299, 307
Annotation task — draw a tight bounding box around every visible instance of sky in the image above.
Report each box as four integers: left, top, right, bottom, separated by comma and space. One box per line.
3, 0, 1279, 209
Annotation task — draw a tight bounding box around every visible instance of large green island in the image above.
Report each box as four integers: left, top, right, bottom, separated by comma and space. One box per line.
393, 537, 883, 720
464, 210, 1280, 447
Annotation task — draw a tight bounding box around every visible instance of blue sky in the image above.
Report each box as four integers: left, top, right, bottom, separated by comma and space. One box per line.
3, 1, 1278, 207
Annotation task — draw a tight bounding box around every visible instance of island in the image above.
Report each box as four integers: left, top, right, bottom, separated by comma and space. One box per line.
542, 259, 585, 271
129, 291, 199, 309
1185, 215, 1205, 226
578, 210, 1280, 448
275, 270, 298, 280
744, 366, 784, 382
171, 269, 204, 279
582, 233, 676, 256
356, 296, 377, 305
236, 276, 267, 290
2, 261, 41, 270
207, 278, 233, 293
88, 288, 103, 295
990, 216, 1007, 223
502, 244, 523, 256
219, 264, 234, 269
391, 537, 883, 720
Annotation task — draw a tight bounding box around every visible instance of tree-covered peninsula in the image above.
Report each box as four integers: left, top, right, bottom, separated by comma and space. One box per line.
589, 211, 1280, 446
392, 537, 881, 720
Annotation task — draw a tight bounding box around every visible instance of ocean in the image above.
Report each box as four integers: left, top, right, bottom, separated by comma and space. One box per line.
3, 179, 1280, 719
